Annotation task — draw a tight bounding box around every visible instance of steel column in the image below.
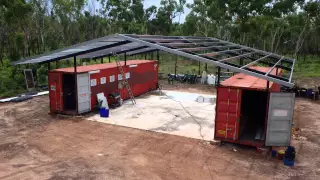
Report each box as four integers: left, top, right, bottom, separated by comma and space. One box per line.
47, 62, 50, 71
101, 57, 103, 64
74, 56, 78, 115
124, 52, 127, 66
175, 56, 178, 75
108, 56, 111, 63
198, 61, 201, 75
217, 67, 221, 86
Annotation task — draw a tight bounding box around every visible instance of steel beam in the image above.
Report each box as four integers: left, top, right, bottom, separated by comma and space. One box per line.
218, 52, 255, 62
265, 57, 284, 76
119, 34, 294, 87
240, 54, 273, 69
159, 42, 219, 47
140, 38, 216, 43
210, 37, 294, 62
201, 48, 247, 57
289, 59, 296, 82
18, 40, 132, 65
92, 46, 149, 59
178, 45, 236, 52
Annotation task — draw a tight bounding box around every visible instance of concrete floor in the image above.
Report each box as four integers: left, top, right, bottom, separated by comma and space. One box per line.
86, 90, 216, 141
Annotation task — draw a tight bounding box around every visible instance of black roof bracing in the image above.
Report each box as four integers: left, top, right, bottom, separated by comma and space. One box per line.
13, 34, 296, 87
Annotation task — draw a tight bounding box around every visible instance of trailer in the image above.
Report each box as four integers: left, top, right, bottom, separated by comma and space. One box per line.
214, 66, 295, 147
48, 60, 158, 115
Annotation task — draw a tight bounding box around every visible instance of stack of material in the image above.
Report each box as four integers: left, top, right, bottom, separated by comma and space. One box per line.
97, 93, 109, 118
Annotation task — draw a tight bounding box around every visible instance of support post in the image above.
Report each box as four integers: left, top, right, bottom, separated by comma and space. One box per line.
74, 56, 78, 115
205, 63, 208, 71
240, 58, 243, 66
156, 50, 160, 61
198, 61, 201, 75
145, 53, 147, 60
124, 52, 127, 66
174, 56, 178, 76
109, 55, 111, 63
276, 67, 278, 75
217, 67, 221, 86
101, 57, 103, 64
95, 58, 97, 63
151, 52, 154, 59
56, 61, 59, 68
266, 81, 270, 91
47, 62, 50, 71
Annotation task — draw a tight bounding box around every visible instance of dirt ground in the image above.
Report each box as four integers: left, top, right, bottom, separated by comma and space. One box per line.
0, 83, 319, 180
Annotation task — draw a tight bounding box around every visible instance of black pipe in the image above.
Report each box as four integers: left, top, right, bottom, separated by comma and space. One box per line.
217, 67, 221, 86
109, 56, 111, 63
74, 56, 78, 114
47, 62, 50, 71
267, 81, 270, 91
174, 56, 178, 76
124, 52, 127, 66
101, 57, 103, 64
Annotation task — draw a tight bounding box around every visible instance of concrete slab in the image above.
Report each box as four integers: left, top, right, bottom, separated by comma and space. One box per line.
86, 90, 216, 141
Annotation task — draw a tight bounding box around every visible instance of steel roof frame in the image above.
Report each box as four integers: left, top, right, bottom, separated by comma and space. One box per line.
12, 34, 295, 87
118, 34, 295, 87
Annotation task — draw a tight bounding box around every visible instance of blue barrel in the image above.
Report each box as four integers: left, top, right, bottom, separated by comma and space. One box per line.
100, 108, 109, 118
284, 158, 295, 167
271, 150, 277, 158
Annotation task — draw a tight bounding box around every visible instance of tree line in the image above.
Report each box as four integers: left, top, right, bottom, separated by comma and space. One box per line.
0, 0, 319, 97
0, 0, 319, 64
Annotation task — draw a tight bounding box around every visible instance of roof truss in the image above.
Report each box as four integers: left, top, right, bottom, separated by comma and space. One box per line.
12, 34, 295, 87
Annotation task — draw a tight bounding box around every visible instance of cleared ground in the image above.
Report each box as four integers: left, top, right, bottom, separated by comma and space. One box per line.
0, 82, 319, 180
87, 90, 216, 141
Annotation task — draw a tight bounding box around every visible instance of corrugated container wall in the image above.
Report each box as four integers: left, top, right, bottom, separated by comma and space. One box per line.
48, 60, 158, 115
214, 67, 295, 147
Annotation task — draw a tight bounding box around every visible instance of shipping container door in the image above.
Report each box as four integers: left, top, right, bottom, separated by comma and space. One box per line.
77, 73, 91, 114
215, 87, 241, 140
266, 93, 295, 146
49, 73, 63, 112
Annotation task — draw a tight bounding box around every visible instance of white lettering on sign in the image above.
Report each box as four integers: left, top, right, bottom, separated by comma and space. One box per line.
51, 85, 56, 91
91, 79, 97, 86
129, 64, 137, 68
118, 74, 123, 80
125, 72, 130, 79
273, 109, 288, 117
110, 75, 115, 82
101, 77, 106, 84
89, 70, 100, 74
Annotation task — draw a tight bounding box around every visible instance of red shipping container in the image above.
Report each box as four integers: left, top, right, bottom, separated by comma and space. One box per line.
215, 66, 295, 147
48, 60, 158, 115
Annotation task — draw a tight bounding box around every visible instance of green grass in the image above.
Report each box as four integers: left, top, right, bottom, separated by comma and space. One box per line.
0, 54, 319, 98
293, 55, 320, 79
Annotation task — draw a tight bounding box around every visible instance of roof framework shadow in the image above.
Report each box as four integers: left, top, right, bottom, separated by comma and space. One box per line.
13, 34, 295, 87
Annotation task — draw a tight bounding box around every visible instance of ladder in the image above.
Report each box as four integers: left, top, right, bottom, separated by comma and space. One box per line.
115, 57, 136, 105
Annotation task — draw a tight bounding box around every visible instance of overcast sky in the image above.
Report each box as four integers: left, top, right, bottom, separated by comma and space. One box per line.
87, 0, 192, 23
143, 0, 193, 23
